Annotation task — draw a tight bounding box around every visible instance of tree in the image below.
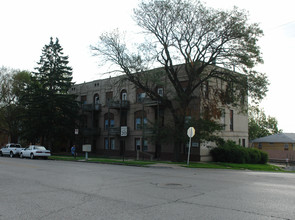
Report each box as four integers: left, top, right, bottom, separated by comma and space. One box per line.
0, 67, 31, 143
91, 0, 269, 161
248, 105, 282, 141
20, 38, 79, 150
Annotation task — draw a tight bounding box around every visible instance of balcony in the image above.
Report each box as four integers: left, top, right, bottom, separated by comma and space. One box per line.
107, 100, 129, 109
81, 128, 101, 136
138, 97, 162, 107
81, 103, 101, 112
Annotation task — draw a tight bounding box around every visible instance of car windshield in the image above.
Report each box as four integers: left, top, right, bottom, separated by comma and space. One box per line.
13, 144, 21, 148
35, 146, 46, 150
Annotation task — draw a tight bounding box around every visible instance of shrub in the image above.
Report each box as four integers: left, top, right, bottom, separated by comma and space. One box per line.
210, 140, 268, 164
248, 148, 261, 164
259, 151, 268, 164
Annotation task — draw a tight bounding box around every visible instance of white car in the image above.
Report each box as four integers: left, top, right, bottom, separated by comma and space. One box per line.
20, 145, 51, 159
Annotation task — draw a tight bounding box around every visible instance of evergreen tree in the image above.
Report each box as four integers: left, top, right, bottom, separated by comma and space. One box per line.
21, 38, 79, 150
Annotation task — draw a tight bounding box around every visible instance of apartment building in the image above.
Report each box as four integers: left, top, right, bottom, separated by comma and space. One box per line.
70, 67, 248, 161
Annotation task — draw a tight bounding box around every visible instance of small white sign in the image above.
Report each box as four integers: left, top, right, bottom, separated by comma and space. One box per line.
121, 126, 128, 137
75, 129, 79, 135
82, 144, 91, 152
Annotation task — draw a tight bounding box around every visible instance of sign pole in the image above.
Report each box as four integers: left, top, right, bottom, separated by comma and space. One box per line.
187, 136, 192, 165
187, 127, 195, 166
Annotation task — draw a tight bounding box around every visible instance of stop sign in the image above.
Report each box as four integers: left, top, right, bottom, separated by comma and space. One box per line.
187, 127, 195, 138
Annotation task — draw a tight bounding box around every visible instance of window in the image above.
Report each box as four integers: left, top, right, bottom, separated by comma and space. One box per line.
104, 138, 109, 149
220, 109, 225, 130
242, 139, 246, 147
121, 89, 127, 101
134, 110, 147, 130
136, 88, 146, 102
157, 87, 163, 97
284, 144, 289, 151
110, 138, 115, 150
135, 138, 141, 151
230, 110, 234, 131
143, 139, 148, 152
135, 138, 140, 151
202, 81, 209, 99
81, 95, 87, 104
135, 118, 141, 130
94, 94, 100, 104
104, 113, 114, 130
258, 143, 262, 149
94, 94, 100, 110
106, 91, 113, 103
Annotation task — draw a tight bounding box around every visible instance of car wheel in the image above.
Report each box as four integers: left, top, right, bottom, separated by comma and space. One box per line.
20, 153, 23, 158
30, 153, 34, 159
0, 151, 2, 157
10, 152, 14, 158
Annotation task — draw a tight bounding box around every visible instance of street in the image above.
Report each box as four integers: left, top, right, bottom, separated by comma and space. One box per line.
0, 157, 294, 220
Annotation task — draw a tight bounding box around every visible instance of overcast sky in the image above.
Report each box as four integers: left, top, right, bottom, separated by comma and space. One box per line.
1, 0, 295, 132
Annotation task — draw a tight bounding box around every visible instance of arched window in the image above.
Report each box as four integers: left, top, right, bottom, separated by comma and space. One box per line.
93, 94, 100, 104
93, 94, 100, 110
134, 110, 147, 130
104, 113, 114, 130
121, 89, 127, 101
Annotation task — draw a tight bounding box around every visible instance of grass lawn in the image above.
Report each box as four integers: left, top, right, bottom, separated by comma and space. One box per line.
49, 155, 290, 172
49, 155, 156, 166
185, 162, 286, 172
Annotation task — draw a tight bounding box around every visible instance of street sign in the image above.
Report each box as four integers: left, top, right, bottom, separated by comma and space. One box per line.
187, 127, 195, 138
121, 126, 128, 137
187, 127, 195, 166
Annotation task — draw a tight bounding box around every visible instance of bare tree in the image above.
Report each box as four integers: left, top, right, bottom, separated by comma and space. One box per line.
91, 0, 269, 161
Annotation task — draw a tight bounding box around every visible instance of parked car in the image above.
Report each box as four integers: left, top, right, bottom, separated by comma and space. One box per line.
0, 143, 25, 157
20, 145, 51, 159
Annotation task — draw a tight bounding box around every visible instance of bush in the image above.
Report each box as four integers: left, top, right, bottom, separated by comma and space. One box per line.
248, 148, 261, 164
259, 151, 268, 164
210, 140, 268, 164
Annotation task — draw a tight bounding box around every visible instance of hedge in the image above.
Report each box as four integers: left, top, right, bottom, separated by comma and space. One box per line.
210, 140, 268, 164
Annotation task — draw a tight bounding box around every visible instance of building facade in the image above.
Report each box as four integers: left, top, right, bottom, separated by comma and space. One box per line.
251, 133, 295, 162
70, 69, 248, 161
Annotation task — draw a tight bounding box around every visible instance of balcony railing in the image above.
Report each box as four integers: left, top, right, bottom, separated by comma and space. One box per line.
137, 97, 161, 107
107, 100, 129, 109
81, 103, 101, 112
108, 127, 129, 136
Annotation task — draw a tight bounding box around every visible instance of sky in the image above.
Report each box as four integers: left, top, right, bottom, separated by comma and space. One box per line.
1, 0, 295, 132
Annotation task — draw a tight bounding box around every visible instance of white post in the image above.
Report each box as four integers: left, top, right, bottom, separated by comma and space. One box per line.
187, 137, 192, 166
85, 152, 88, 161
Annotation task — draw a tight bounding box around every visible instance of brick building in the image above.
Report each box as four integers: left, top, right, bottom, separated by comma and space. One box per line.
251, 133, 295, 162
70, 67, 248, 161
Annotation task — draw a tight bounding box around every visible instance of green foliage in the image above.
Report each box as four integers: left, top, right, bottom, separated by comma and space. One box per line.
92, 0, 269, 161
19, 38, 79, 150
0, 67, 31, 142
150, 117, 223, 146
210, 140, 268, 164
248, 105, 282, 140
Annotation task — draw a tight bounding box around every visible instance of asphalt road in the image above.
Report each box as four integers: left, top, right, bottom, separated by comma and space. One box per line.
0, 157, 295, 220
